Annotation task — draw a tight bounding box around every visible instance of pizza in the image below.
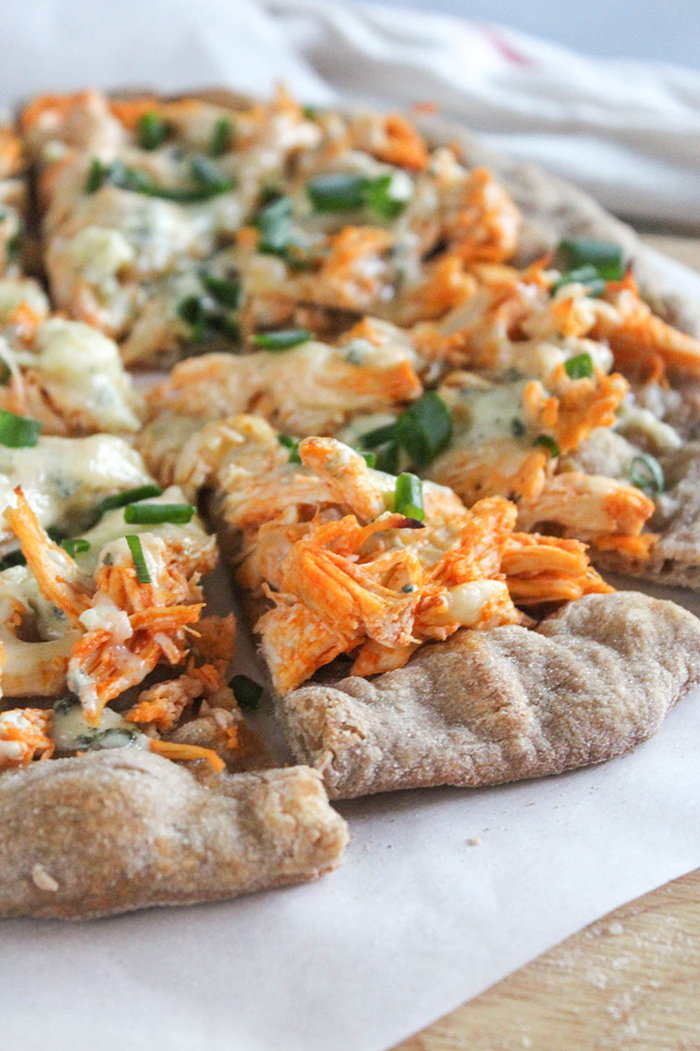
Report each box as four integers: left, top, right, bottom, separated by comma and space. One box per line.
2, 86, 700, 917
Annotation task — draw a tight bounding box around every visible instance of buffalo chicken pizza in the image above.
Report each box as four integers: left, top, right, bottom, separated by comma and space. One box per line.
2, 87, 700, 918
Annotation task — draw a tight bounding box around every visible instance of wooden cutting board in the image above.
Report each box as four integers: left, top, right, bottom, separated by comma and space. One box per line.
393, 235, 700, 1051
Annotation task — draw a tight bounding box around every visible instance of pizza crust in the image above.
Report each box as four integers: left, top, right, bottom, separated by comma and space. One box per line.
0, 751, 348, 919
277, 592, 700, 799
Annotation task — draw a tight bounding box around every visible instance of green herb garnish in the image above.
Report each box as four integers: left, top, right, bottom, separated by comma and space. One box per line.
307, 172, 408, 219
533, 434, 561, 458
253, 329, 313, 351
554, 238, 624, 281
85, 156, 233, 202
62, 538, 90, 558
0, 409, 42, 448
552, 264, 606, 298
278, 434, 302, 464
395, 392, 453, 469
564, 352, 594, 380
629, 454, 664, 495
136, 112, 168, 150
201, 272, 241, 309
210, 117, 233, 157
94, 485, 163, 518
394, 472, 425, 522
124, 503, 195, 525
126, 535, 151, 584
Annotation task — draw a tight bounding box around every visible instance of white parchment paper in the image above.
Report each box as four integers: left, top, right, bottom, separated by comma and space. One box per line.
2, 4, 700, 1050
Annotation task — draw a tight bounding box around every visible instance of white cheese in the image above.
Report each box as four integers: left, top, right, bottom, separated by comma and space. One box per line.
0, 434, 153, 537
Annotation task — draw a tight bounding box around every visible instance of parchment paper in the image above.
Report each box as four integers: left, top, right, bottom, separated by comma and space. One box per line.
2, 4, 700, 1050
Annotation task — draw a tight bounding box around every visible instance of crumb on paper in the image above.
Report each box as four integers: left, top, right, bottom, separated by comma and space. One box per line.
467, 835, 481, 847
607, 921, 624, 936
31, 863, 59, 892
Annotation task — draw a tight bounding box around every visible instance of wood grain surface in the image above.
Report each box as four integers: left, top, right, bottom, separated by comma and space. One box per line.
393, 235, 700, 1051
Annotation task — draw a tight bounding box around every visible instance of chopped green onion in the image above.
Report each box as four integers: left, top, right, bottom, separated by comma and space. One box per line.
136, 112, 168, 150
363, 173, 405, 221
629, 454, 664, 495
373, 442, 400, 475
253, 329, 313, 351
533, 434, 560, 458
554, 238, 624, 281
210, 117, 233, 157
302, 105, 318, 120
510, 417, 526, 438
307, 172, 407, 219
177, 295, 209, 341
0, 409, 42, 448
278, 434, 302, 463
359, 451, 376, 468
307, 173, 368, 212
230, 674, 263, 710
62, 538, 90, 558
85, 158, 106, 194
190, 156, 231, 195
94, 485, 163, 518
552, 264, 606, 298
253, 194, 293, 254
564, 352, 594, 380
126, 535, 151, 584
0, 359, 11, 385
85, 157, 232, 202
0, 549, 26, 571
200, 272, 241, 309
124, 503, 195, 525
394, 472, 425, 521
395, 392, 452, 469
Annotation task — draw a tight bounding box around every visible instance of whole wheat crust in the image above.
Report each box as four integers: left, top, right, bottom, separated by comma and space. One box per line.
277, 592, 700, 799
0, 751, 348, 919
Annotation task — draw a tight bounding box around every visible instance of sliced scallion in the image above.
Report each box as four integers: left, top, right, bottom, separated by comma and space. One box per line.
394, 472, 425, 522
126, 534, 151, 584
553, 264, 606, 298
307, 173, 368, 212
306, 172, 407, 220
564, 352, 594, 380
278, 434, 302, 464
629, 454, 664, 495
95, 485, 163, 518
0, 409, 42, 448
363, 173, 405, 220
209, 117, 233, 158
124, 503, 195, 525
230, 674, 263, 710
395, 392, 452, 468
136, 112, 168, 150
359, 451, 376, 468
554, 238, 624, 281
533, 434, 560, 458
62, 538, 90, 558
0, 359, 11, 385
200, 272, 241, 309
190, 156, 231, 195
253, 329, 313, 351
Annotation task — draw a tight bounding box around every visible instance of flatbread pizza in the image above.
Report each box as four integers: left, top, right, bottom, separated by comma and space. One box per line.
2, 85, 700, 917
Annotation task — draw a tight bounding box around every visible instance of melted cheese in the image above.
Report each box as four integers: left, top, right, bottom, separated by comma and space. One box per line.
0, 434, 153, 539
33, 318, 142, 431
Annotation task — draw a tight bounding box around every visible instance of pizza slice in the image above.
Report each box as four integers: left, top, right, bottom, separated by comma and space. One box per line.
139, 414, 700, 799
0, 430, 347, 917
